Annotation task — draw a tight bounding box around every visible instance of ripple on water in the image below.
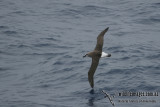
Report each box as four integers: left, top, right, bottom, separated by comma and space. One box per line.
53, 60, 64, 65
107, 46, 122, 51
107, 46, 127, 53
137, 83, 159, 91
119, 56, 130, 60
106, 67, 144, 75
33, 43, 73, 49
70, 60, 85, 65
24, 52, 65, 57
40, 37, 60, 42
145, 53, 160, 60
0, 67, 10, 71
0, 25, 8, 29
2, 30, 17, 35
62, 55, 72, 58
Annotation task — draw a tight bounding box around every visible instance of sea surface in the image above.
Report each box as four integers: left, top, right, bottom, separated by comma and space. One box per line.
0, 0, 160, 107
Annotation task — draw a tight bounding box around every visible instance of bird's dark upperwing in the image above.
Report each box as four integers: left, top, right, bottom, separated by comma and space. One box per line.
94, 27, 109, 52
88, 57, 100, 88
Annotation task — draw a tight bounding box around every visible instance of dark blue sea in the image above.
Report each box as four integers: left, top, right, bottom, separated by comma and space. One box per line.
0, 0, 160, 107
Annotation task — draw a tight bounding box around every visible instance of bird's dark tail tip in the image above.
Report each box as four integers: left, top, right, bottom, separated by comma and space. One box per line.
108, 54, 111, 57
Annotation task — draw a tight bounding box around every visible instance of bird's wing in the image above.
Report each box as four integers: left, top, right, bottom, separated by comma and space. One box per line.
88, 56, 100, 88
94, 27, 109, 52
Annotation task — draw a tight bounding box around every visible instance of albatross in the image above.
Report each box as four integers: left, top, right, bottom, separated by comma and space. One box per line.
83, 27, 111, 88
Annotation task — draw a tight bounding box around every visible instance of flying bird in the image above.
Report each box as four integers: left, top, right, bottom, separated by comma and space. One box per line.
83, 27, 111, 88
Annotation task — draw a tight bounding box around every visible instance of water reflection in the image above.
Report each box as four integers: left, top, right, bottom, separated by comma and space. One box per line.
87, 89, 95, 106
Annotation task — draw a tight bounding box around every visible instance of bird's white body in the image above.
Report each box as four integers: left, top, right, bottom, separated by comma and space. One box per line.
101, 52, 110, 58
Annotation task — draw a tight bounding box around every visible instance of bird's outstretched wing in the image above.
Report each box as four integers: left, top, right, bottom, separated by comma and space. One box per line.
88, 56, 100, 88
94, 27, 109, 52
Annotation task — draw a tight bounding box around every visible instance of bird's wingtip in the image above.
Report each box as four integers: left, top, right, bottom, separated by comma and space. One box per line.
106, 27, 109, 30
91, 85, 94, 88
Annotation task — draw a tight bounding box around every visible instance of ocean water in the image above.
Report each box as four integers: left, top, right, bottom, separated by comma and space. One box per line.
0, 0, 160, 107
